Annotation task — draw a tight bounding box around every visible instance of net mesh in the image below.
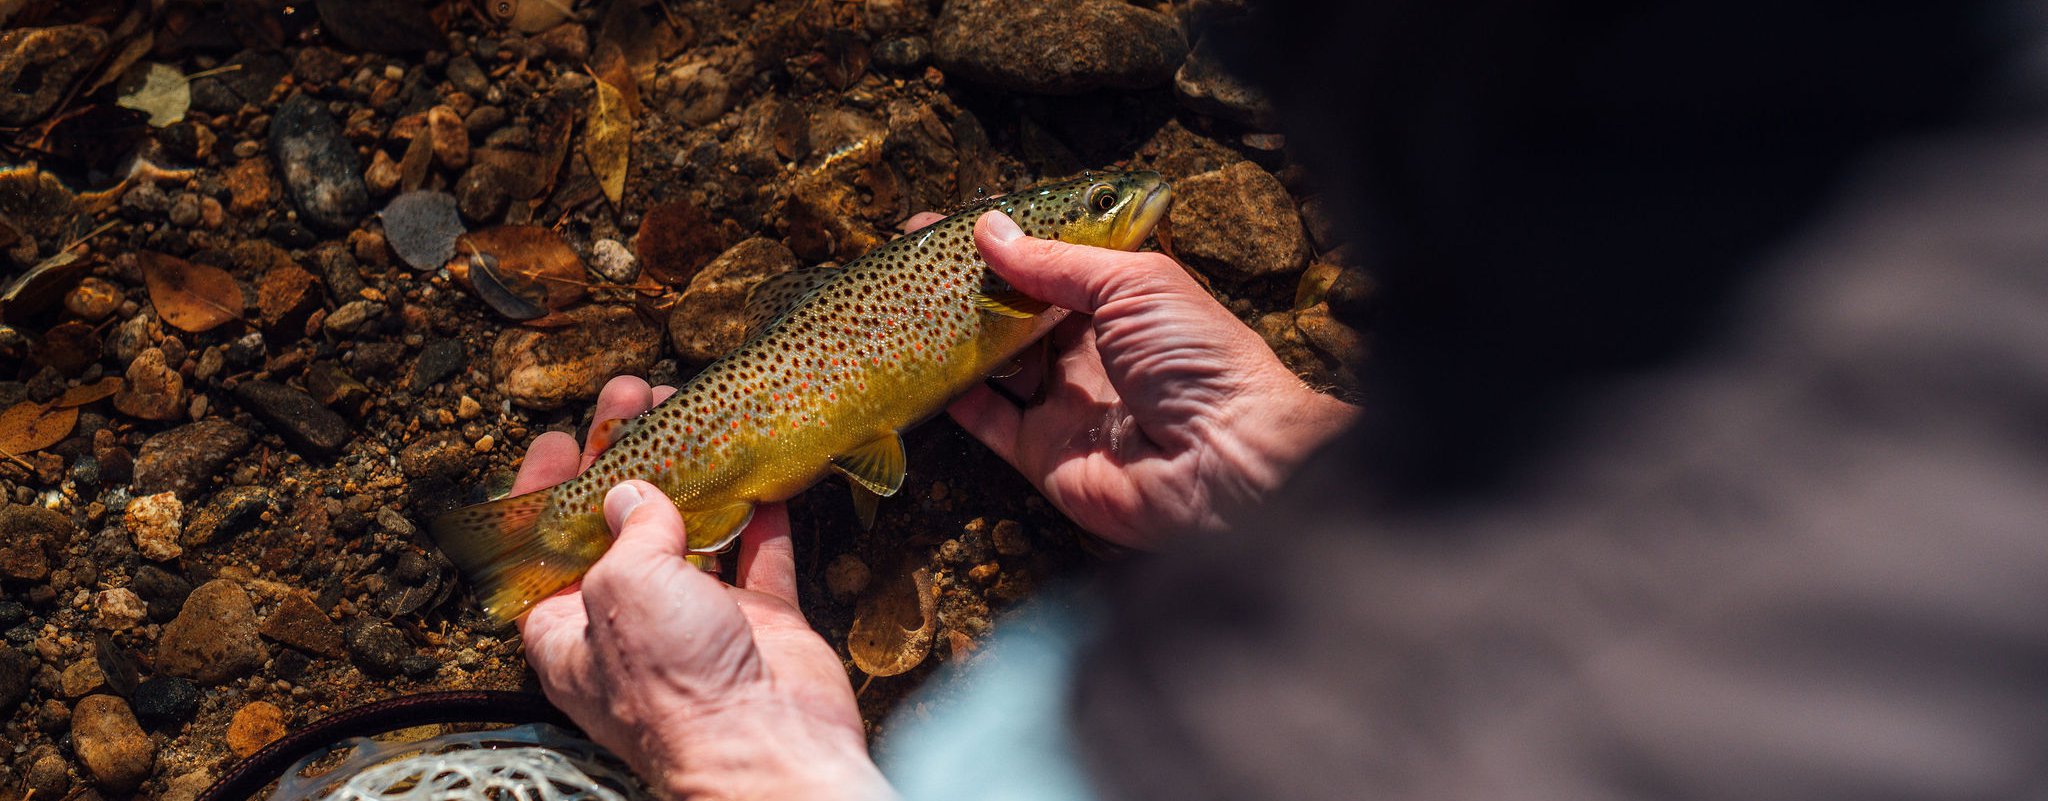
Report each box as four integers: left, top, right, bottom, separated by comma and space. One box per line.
268, 723, 651, 801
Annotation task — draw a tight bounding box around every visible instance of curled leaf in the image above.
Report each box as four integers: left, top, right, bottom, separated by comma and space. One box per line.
115, 63, 191, 127
140, 251, 244, 332
848, 561, 936, 677
453, 225, 588, 311
585, 77, 632, 205
380, 190, 466, 270
0, 401, 78, 456
467, 252, 547, 321
0, 250, 85, 323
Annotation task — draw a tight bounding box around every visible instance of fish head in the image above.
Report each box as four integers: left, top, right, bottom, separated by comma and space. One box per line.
1038, 171, 1173, 252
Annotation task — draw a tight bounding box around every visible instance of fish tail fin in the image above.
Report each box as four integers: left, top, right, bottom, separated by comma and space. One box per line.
430, 489, 606, 625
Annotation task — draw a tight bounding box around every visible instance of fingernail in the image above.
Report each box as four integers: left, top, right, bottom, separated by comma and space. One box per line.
603, 482, 646, 531
983, 211, 1024, 244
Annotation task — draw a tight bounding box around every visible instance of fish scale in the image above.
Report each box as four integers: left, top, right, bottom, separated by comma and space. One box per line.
431, 171, 1173, 623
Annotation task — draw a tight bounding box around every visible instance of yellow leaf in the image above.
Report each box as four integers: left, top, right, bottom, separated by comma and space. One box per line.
585, 78, 631, 205
848, 561, 936, 677
55, 377, 124, 408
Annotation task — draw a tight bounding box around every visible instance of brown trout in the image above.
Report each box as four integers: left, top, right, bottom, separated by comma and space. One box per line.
432, 171, 1172, 622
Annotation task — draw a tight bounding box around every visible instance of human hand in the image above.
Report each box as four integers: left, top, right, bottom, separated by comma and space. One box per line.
910, 210, 1358, 548
514, 376, 894, 801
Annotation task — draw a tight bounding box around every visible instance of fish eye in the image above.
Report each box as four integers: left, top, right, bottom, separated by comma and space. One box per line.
1089, 185, 1117, 214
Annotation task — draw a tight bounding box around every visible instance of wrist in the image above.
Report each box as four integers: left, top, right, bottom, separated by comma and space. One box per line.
652, 701, 894, 801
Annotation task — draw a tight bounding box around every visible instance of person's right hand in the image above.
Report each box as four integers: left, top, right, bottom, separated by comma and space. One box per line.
935, 210, 1358, 549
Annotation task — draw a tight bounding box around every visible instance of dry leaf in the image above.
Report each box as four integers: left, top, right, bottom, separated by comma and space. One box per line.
115, 63, 191, 127
634, 201, 729, 286
140, 251, 244, 332
55, 377, 123, 408
0, 250, 85, 323
1295, 260, 1342, 311
590, 46, 644, 117
585, 78, 632, 206
29, 320, 100, 375
848, 561, 936, 677
399, 132, 433, 194
0, 401, 78, 456
467, 252, 547, 321
380, 191, 466, 270
454, 225, 589, 312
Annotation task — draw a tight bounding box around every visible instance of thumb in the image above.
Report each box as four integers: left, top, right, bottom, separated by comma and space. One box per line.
974, 210, 1201, 315
596, 480, 690, 567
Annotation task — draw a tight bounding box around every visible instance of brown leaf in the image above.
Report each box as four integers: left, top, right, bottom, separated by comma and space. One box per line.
585, 77, 632, 206
590, 46, 644, 118
0, 250, 86, 323
0, 401, 78, 456
849, 561, 936, 677
399, 132, 434, 194
455, 225, 589, 313
467, 253, 548, 321
29, 320, 101, 375
634, 201, 729, 286
55, 377, 123, 408
140, 251, 243, 332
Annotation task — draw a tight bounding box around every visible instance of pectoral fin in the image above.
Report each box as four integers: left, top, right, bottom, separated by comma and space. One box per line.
832, 432, 906, 497
682, 502, 756, 553
970, 288, 1050, 319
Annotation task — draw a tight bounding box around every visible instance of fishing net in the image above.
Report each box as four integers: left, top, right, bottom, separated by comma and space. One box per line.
267, 723, 651, 801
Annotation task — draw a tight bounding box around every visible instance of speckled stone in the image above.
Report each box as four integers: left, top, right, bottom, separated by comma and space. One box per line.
154, 579, 266, 684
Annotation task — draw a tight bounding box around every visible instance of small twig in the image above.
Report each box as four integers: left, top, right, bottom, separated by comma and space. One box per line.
0, 448, 36, 472
183, 63, 245, 82
856, 674, 875, 697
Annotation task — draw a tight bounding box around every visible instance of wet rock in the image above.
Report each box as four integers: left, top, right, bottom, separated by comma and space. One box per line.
65, 277, 123, 322
665, 238, 799, 363
873, 36, 929, 72
992, 519, 1030, 555
113, 346, 187, 421
93, 588, 146, 632
446, 55, 489, 97
344, 620, 409, 677
125, 492, 184, 562
454, 163, 511, 223
492, 304, 660, 410
155, 579, 266, 684
316, 243, 368, 300
399, 432, 478, 488
0, 26, 107, 126
132, 565, 193, 622
134, 420, 255, 497
591, 238, 637, 283
271, 94, 369, 232
0, 646, 31, 712
260, 594, 345, 659
655, 47, 742, 126
427, 105, 470, 170
162, 770, 214, 801
534, 22, 589, 62
411, 338, 466, 388
323, 298, 381, 335
60, 659, 105, 698
933, 0, 1183, 95
399, 654, 441, 679
258, 262, 321, 330
227, 700, 287, 758
1294, 301, 1365, 368
306, 361, 371, 417
132, 675, 201, 729
234, 380, 353, 455
293, 46, 349, 85
1175, 34, 1275, 128
0, 504, 66, 581
365, 149, 402, 195
1169, 161, 1310, 283
71, 695, 153, 792
24, 752, 68, 799
183, 486, 275, 548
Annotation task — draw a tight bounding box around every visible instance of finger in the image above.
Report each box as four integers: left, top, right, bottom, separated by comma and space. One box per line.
583, 376, 655, 469
901, 212, 944, 233
734, 503, 797, 607
520, 589, 590, 684
974, 211, 1200, 315
651, 384, 677, 405
512, 431, 582, 494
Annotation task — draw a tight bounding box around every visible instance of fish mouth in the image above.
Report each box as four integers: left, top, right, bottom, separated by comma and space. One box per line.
1110, 179, 1173, 251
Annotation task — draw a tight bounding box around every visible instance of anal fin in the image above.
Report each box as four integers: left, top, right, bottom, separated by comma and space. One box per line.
849, 483, 881, 529
682, 502, 756, 553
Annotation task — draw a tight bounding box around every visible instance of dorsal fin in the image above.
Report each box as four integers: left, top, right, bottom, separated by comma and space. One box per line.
742, 266, 838, 340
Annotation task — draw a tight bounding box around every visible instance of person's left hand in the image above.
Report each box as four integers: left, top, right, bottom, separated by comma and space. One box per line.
511, 376, 894, 800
